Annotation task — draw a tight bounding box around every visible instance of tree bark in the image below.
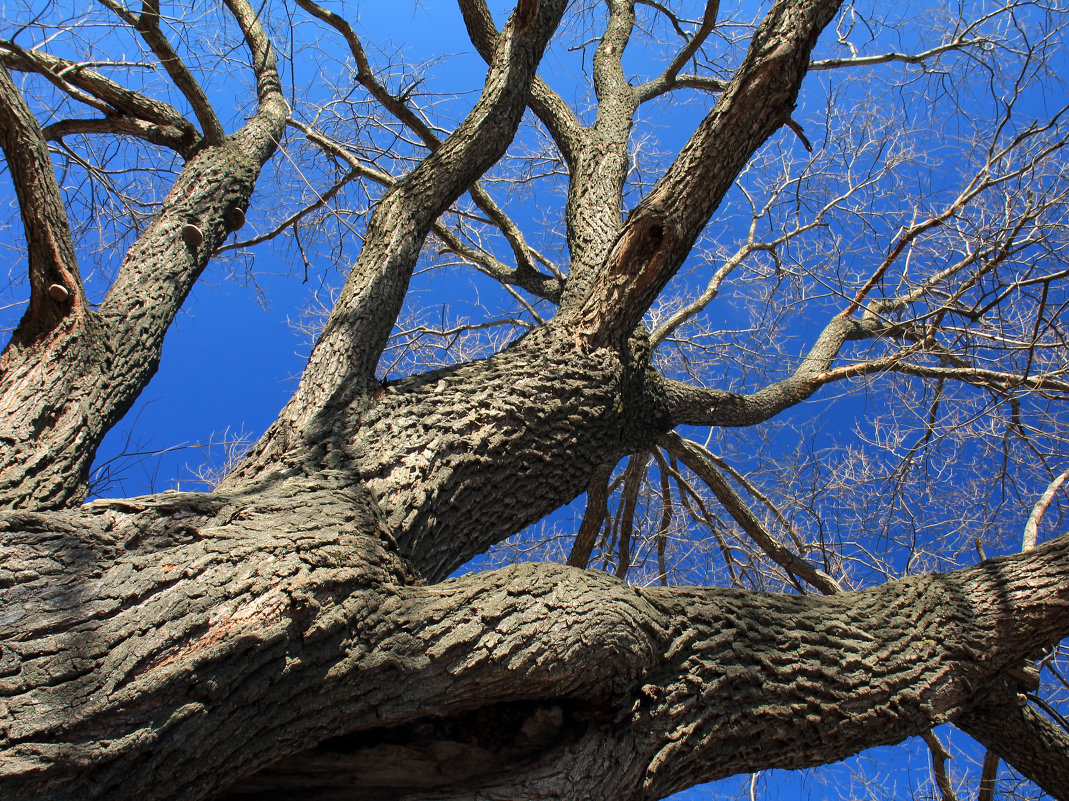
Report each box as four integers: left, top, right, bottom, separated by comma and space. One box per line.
4, 470, 1069, 801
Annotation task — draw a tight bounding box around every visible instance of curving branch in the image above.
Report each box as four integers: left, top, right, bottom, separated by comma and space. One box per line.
656, 312, 875, 427
1023, 468, 1069, 552
457, 0, 585, 169
6, 487, 1069, 800
97, 0, 225, 144
815, 360, 1069, 398
0, 62, 83, 346
636, 0, 720, 102
99, 0, 288, 331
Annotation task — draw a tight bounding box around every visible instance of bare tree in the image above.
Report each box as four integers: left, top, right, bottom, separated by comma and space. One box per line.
2, 1, 1069, 800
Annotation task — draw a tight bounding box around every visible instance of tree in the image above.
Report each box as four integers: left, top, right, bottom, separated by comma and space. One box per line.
2, 0, 1069, 799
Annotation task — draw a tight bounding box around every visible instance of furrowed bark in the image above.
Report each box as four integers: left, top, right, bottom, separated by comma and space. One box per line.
232, 330, 667, 583
554, 0, 641, 311
5, 3, 1067, 800
4, 486, 1068, 801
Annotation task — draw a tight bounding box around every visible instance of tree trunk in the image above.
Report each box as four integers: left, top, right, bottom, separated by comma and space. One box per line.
4, 335, 1069, 801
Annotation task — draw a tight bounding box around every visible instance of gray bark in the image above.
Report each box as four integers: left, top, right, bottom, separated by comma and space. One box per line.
3, 465, 1069, 800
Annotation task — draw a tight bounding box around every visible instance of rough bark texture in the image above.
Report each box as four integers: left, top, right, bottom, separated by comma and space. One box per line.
4, 472, 1069, 800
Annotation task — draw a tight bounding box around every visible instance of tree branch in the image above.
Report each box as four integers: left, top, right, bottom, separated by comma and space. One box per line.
40, 116, 194, 154
659, 432, 839, 594
562, 0, 846, 350
656, 312, 871, 427
567, 461, 616, 568
957, 686, 1069, 799
295, 0, 548, 283
0, 0, 287, 510
0, 62, 83, 345
636, 0, 720, 102
97, 0, 226, 144
1022, 468, 1069, 551
457, 0, 585, 169
252, 0, 569, 439
809, 38, 990, 71
278, 118, 564, 303
7, 488, 1069, 800
0, 39, 198, 151
100, 0, 288, 330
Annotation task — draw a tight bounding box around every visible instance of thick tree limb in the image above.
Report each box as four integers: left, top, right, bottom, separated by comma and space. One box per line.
99, 0, 287, 339
456, 0, 635, 317
5, 485, 1069, 801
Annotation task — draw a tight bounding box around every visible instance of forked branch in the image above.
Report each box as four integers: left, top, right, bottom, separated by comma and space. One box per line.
97, 0, 225, 144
